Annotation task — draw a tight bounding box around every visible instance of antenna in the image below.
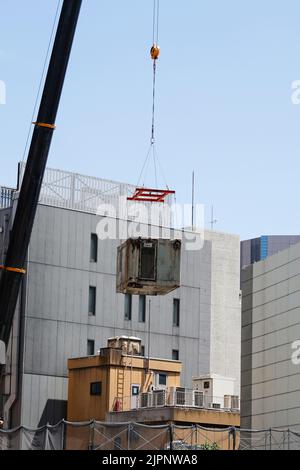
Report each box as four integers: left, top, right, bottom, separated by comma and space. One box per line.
210, 205, 218, 230
191, 171, 195, 230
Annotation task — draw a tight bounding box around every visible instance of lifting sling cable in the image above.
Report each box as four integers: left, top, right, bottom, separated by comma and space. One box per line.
129, 0, 175, 202
137, 0, 161, 187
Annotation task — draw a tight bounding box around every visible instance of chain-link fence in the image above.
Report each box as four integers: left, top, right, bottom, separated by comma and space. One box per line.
1, 421, 300, 450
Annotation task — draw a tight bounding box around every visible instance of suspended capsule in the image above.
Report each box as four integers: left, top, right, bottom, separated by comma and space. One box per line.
150, 44, 160, 60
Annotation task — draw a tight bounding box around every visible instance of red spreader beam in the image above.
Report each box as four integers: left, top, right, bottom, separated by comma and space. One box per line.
127, 187, 175, 203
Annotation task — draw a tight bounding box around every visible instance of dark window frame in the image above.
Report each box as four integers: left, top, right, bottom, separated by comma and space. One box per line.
172, 349, 179, 361
90, 381, 102, 396
124, 293, 132, 321
90, 233, 98, 263
89, 286, 96, 316
138, 295, 146, 323
158, 373, 167, 386
173, 298, 180, 327
131, 385, 140, 396
87, 339, 95, 356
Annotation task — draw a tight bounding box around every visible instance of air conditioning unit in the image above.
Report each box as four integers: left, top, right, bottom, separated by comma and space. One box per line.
193, 390, 204, 407
224, 395, 231, 409
167, 387, 176, 406
175, 387, 186, 406
231, 395, 239, 410
140, 392, 152, 408
152, 389, 166, 407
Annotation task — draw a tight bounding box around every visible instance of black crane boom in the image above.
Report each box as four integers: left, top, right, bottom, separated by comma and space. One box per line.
0, 0, 82, 346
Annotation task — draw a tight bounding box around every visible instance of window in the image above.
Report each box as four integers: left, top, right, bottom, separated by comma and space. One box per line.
90, 233, 98, 262
124, 293, 132, 320
204, 381, 210, 389
158, 373, 167, 386
173, 298, 180, 327
138, 295, 146, 322
131, 385, 140, 396
89, 286, 96, 316
90, 381, 102, 396
172, 349, 179, 361
87, 339, 95, 356
140, 345, 145, 357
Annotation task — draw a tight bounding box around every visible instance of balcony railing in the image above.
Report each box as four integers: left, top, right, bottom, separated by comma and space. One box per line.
0, 187, 14, 209
112, 388, 240, 413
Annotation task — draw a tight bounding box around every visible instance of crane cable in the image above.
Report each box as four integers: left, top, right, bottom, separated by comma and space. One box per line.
150, 0, 160, 146
150, 1, 160, 188
21, 0, 62, 165
137, 0, 171, 190
1, 1, 62, 273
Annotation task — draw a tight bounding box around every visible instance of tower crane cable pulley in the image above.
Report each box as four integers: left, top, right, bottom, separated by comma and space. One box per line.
129, 0, 175, 203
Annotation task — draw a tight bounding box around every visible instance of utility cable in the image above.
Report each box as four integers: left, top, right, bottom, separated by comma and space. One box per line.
21, 0, 62, 165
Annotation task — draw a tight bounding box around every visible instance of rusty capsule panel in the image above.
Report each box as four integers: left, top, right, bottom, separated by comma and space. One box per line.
116, 238, 181, 296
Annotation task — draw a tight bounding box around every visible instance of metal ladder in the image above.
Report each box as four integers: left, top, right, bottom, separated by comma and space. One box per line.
116, 366, 125, 410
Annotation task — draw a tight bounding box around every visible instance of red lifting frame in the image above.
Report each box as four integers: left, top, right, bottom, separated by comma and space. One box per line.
127, 187, 175, 203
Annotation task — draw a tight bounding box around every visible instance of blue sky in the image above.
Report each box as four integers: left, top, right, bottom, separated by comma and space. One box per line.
1, 0, 300, 239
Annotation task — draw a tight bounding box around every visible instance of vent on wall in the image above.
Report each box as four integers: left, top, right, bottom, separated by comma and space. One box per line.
211, 403, 221, 409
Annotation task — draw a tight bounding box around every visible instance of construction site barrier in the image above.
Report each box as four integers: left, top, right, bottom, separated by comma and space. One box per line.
1, 421, 300, 450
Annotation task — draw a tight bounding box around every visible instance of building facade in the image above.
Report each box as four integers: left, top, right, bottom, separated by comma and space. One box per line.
241, 235, 300, 269
0, 166, 241, 428
241, 242, 300, 431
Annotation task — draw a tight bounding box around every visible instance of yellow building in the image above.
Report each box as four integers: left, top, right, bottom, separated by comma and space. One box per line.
67, 337, 240, 450
67, 336, 181, 422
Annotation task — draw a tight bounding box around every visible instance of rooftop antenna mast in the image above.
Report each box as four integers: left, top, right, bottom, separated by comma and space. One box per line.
191, 171, 195, 230
210, 205, 218, 231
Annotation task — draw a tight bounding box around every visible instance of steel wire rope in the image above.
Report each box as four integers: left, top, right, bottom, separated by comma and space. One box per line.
21, 0, 62, 165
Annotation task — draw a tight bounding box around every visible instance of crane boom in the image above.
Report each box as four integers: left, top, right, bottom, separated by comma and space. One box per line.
0, 0, 82, 347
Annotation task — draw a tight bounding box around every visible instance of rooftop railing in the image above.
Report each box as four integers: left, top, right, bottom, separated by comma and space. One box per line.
112, 388, 240, 413
0, 187, 15, 209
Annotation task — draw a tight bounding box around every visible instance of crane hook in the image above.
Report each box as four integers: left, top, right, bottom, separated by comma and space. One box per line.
150, 44, 160, 60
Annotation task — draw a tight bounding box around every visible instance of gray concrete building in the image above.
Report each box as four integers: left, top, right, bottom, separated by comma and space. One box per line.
241, 235, 300, 269
241, 242, 300, 431
0, 165, 241, 428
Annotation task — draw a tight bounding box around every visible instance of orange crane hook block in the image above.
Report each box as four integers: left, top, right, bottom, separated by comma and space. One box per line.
150, 44, 160, 60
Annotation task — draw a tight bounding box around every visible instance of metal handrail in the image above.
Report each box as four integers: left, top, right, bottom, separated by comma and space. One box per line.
112, 388, 240, 413
0, 187, 15, 209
